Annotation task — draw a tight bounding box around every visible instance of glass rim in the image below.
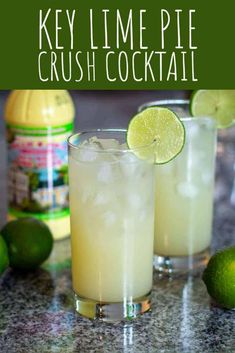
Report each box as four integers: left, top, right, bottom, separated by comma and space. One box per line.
67, 128, 156, 154
138, 100, 216, 127
179, 116, 217, 126
138, 99, 189, 112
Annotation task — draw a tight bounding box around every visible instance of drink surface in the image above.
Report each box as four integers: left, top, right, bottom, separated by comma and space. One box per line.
69, 136, 154, 302
5, 90, 75, 240
155, 118, 216, 256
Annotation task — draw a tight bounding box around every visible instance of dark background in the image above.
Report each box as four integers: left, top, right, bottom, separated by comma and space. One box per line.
0, 90, 190, 131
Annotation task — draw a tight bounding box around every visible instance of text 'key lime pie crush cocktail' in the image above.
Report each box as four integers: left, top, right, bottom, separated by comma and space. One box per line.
68, 110, 185, 321
139, 99, 217, 273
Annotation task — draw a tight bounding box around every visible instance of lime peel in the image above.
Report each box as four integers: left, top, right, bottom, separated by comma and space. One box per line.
127, 107, 185, 164
203, 246, 235, 309
0, 235, 9, 275
190, 90, 235, 129
1, 218, 53, 271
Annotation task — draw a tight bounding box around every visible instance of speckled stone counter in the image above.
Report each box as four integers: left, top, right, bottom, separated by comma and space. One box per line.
0, 91, 235, 353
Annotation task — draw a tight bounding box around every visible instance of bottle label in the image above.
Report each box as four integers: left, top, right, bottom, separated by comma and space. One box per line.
7, 123, 73, 220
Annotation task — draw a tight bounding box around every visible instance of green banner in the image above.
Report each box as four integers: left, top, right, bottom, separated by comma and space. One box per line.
0, 0, 234, 89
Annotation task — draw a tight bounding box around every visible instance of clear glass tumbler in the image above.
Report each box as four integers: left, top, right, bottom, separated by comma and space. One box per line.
139, 100, 217, 273
68, 129, 155, 321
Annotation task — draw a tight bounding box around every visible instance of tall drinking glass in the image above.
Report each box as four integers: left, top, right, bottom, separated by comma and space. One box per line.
139, 100, 217, 273
68, 130, 155, 321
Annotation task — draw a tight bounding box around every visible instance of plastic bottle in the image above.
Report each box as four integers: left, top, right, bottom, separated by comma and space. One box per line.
4, 90, 75, 240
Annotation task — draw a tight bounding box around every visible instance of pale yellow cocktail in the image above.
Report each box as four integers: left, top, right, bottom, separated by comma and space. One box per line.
68, 130, 155, 320
154, 117, 216, 270
138, 100, 217, 272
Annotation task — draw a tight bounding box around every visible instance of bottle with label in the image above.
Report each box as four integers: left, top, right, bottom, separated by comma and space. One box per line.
4, 90, 75, 240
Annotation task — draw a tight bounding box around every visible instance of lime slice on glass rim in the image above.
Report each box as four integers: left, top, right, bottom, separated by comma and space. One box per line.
127, 107, 185, 164
190, 90, 235, 128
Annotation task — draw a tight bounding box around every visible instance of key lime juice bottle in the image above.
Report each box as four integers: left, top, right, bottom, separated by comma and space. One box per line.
4, 90, 75, 240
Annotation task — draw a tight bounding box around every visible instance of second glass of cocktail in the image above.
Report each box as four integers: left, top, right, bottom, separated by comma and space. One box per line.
68, 129, 155, 321
139, 100, 217, 273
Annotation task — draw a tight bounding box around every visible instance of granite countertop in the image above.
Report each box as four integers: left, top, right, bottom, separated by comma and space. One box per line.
0, 226, 235, 353
0, 91, 235, 353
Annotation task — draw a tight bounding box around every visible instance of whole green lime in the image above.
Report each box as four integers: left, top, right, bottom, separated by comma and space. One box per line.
202, 246, 235, 309
0, 234, 9, 275
1, 218, 53, 271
